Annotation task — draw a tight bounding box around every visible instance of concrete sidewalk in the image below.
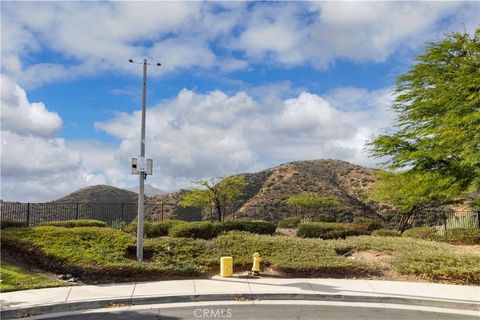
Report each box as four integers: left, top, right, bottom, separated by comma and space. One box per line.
1, 278, 479, 318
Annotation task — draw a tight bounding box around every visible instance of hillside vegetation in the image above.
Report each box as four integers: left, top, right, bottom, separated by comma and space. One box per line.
55, 185, 138, 203
152, 159, 381, 222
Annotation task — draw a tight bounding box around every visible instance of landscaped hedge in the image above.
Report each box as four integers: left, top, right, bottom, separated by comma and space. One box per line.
40, 220, 107, 228
297, 222, 369, 239
353, 217, 383, 231
169, 221, 219, 239
371, 228, 400, 237
220, 221, 276, 235
0, 221, 27, 229
123, 220, 186, 238
277, 217, 301, 228
403, 227, 480, 245
443, 228, 480, 245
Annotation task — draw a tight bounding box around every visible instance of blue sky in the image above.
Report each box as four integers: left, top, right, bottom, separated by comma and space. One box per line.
1, 1, 479, 201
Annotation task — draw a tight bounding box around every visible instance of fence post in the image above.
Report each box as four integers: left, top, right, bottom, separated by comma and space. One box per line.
26, 203, 30, 226
443, 212, 447, 231
477, 210, 480, 229
161, 203, 164, 221
75, 202, 79, 220
121, 203, 125, 221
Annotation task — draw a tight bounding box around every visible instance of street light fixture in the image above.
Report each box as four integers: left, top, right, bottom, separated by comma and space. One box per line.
129, 58, 161, 262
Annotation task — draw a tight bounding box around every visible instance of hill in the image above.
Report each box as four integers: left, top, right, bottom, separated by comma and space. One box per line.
127, 184, 167, 196
54, 185, 138, 203
234, 159, 379, 221
148, 159, 382, 222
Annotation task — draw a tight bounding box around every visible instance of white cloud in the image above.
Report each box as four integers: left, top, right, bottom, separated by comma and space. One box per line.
0, 77, 125, 201
96, 86, 395, 192
0, 76, 396, 201
1, 74, 62, 137
1, 2, 477, 88
228, 2, 479, 68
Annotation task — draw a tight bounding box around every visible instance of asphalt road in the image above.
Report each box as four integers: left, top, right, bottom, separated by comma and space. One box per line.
47, 304, 477, 320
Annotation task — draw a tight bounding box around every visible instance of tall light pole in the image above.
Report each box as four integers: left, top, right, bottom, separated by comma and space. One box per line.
129, 58, 161, 262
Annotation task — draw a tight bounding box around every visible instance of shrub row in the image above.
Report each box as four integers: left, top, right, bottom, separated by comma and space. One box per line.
123, 220, 186, 238
169, 221, 219, 239
169, 221, 277, 239
39, 220, 107, 228
297, 222, 370, 239
277, 217, 301, 228
123, 220, 277, 239
0, 221, 27, 229
403, 227, 480, 245
352, 217, 383, 231
220, 221, 276, 235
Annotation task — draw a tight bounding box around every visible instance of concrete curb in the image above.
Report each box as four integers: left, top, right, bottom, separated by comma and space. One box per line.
2, 292, 479, 319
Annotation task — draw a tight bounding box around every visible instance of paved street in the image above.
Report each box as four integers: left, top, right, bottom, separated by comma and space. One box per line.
44, 303, 479, 320
2, 278, 479, 319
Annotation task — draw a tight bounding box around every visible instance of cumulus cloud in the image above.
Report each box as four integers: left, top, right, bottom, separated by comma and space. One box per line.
1, 76, 395, 200
1, 2, 477, 87
0, 77, 124, 201
96, 87, 395, 191
1, 74, 62, 137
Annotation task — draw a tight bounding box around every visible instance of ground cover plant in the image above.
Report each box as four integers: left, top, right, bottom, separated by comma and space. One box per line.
338, 236, 480, 284
1, 224, 479, 291
0, 261, 65, 292
371, 229, 400, 237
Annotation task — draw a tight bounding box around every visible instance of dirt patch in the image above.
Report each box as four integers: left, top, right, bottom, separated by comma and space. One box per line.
351, 250, 428, 282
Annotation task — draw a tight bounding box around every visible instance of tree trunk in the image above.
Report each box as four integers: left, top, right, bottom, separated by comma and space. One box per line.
215, 203, 222, 222
398, 208, 416, 233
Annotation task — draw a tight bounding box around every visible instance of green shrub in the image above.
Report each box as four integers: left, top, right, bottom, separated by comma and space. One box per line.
124, 220, 186, 238
40, 220, 107, 228
297, 222, 368, 239
169, 221, 220, 239
443, 228, 480, 245
220, 221, 276, 235
402, 226, 480, 245
0, 221, 27, 229
111, 220, 126, 230
402, 227, 439, 241
277, 217, 301, 228
353, 217, 383, 231
372, 229, 400, 237
311, 213, 337, 223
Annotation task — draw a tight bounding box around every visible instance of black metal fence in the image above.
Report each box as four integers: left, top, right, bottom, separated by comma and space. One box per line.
1, 201, 479, 230
0, 202, 142, 226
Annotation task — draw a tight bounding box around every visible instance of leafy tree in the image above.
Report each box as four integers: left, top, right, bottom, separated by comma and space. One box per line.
368, 29, 480, 230
179, 176, 246, 222
283, 192, 339, 220
370, 171, 462, 231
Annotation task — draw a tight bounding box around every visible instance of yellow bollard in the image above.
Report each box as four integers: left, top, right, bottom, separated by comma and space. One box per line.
252, 252, 261, 274
220, 256, 233, 277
